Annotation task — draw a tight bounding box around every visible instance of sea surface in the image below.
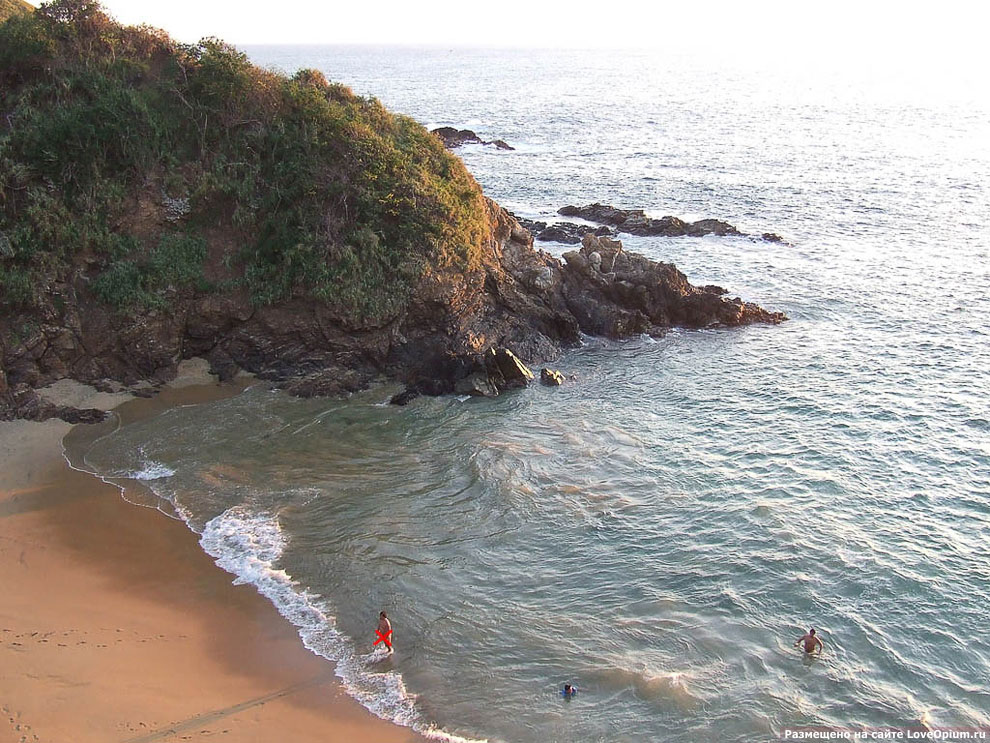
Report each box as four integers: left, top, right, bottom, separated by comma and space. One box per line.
78, 48, 990, 742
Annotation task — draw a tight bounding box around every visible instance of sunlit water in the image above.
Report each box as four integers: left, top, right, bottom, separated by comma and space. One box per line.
79, 48, 990, 742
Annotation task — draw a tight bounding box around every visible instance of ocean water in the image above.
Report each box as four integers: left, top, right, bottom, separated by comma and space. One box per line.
78, 48, 990, 742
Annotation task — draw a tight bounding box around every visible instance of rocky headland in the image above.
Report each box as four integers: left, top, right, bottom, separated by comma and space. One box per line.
0, 3, 786, 422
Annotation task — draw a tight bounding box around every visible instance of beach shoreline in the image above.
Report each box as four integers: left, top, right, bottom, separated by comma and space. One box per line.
0, 362, 424, 743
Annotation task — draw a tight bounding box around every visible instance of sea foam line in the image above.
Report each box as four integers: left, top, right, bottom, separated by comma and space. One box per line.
198, 507, 489, 743
62, 423, 185, 521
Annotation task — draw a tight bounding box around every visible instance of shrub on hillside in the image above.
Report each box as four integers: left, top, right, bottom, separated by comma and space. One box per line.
0, 0, 487, 318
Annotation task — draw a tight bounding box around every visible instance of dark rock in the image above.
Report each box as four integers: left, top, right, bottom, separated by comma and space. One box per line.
286, 367, 368, 398
558, 203, 634, 225
389, 387, 421, 406
537, 224, 583, 244
761, 232, 787, 243
57, 406, 108, 424
557, 203, 742, 238
0, 382, 107, 424
431, 127, 514, 150
700, 285, 729, 296
513, 215, 615, 245
516, 218, 548, 233
540, 368, 564, 386
206, 347, 240, 383
558, 233, 787, 337
93, 378, 127, 393
454, 371, 499, 397
432, 126, 483, 147
686, 218, 740, 237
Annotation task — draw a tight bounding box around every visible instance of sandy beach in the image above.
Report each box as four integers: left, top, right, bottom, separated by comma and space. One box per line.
0, 362, 423, 743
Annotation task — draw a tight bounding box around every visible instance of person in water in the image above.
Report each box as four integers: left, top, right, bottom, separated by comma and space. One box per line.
562, 684, 576, 697
377, 611, 393, 653
794, 628, 823, 654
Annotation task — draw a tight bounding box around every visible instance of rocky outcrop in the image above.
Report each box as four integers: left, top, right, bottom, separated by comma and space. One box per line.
1, 198, 786, 419
540, 368, 564, 386
557, 233, 786, 336
516, 204, 787, 245
558, 203, 741, 238
1, 383, 107, 424
431, 127, 514, 150
514, 216, 614, 245
384, 203, 785, 401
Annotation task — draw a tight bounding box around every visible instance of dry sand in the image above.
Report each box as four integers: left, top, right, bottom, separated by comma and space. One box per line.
0, 363, 424, 743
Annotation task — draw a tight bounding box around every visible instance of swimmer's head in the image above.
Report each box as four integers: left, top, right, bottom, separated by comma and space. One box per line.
809, 628, 816, 635
380, 611, 388, 619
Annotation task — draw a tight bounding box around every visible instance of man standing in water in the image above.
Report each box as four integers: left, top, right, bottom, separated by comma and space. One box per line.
794, 628, 824, 654
377, 611, 393, 653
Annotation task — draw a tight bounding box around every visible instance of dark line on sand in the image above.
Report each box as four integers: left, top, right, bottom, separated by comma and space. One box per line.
119, 672, 334, 743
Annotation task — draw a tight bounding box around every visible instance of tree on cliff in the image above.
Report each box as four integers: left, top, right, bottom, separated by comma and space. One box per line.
0, 0, 487, 319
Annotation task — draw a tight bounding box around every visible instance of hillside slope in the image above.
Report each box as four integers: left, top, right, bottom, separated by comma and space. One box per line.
0, 0, 32, 23
0, 1, 784, 420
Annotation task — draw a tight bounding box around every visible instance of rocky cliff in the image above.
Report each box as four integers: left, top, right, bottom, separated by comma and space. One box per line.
1, 196, 785, 418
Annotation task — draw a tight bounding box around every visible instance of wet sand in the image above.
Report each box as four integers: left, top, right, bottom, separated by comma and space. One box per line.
0, 364, 424, 743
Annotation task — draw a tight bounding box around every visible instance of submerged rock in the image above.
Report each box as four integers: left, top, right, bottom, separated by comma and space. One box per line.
389, 387, 421, 406
761, 232, 789, 244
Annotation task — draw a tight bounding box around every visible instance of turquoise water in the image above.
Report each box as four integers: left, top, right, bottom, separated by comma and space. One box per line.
80, 48, 989, 741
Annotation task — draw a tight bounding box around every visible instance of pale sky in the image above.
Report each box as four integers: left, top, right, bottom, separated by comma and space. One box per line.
80, 0, 988, 72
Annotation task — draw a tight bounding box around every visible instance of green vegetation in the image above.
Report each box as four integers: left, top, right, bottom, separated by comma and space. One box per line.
90, 233, 209, 309
0, 0, 32, 24
0, 0, 487, 317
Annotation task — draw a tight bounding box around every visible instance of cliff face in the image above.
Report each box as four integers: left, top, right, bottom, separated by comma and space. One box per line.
0, 3, 785, 421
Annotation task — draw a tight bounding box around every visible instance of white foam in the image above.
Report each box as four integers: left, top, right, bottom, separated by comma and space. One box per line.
124, 461, 176, 480
198, 507, 489, 743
